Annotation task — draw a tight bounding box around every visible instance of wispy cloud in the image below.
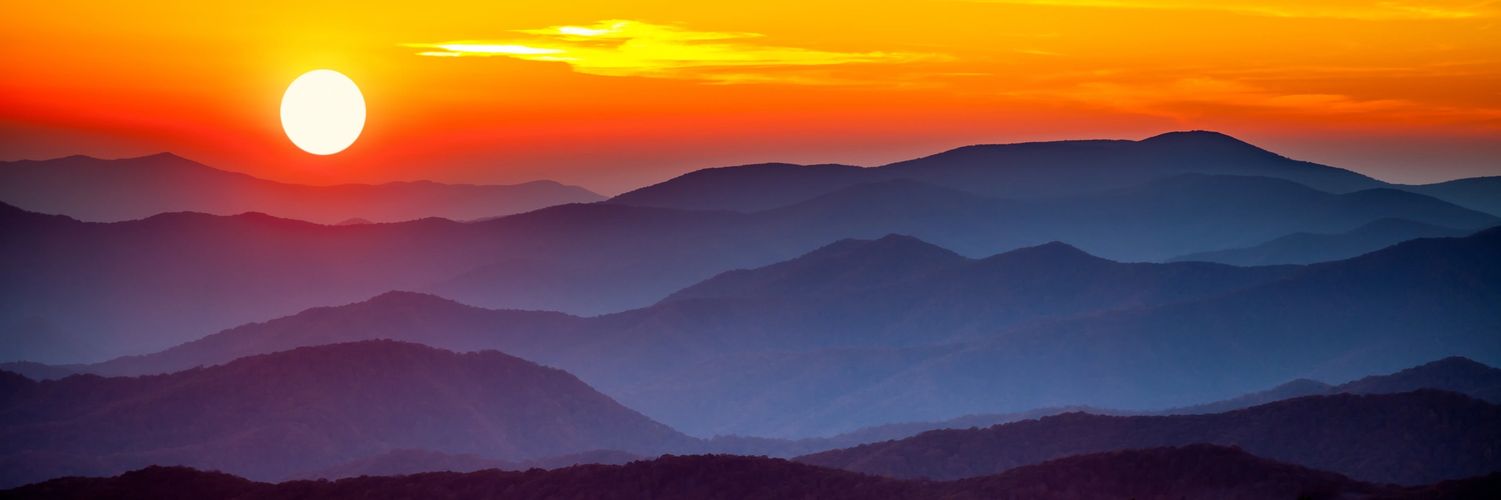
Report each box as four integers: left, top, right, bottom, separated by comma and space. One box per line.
1003, 76, 1501, 126
971, 0, 1499, 20
408, 20, 945, 84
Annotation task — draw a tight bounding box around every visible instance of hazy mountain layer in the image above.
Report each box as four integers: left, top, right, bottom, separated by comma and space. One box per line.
1172, 218, 1469, 265
8, 132, 1497, 363
0, 153, 603, 224
798, 391, 1501, 485
0, 341, 692, 487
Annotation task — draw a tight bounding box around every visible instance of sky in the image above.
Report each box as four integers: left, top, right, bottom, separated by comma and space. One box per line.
2, 1, 1498, 194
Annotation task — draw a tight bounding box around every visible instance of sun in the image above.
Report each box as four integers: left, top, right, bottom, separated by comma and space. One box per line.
280, 70, 366, 155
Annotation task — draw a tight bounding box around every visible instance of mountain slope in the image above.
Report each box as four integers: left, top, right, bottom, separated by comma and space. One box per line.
1399, 176, 1501, 217
0, 153, 603, 223
1172, 218, 1471, 265
798, 391, 1501, 485
0, 341, 693, 487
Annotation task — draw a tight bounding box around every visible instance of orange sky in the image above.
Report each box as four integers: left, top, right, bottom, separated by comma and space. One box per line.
2, 1, 1499, 193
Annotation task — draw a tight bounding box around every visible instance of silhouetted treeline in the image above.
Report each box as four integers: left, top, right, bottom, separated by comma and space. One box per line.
7, 447, 1498, 500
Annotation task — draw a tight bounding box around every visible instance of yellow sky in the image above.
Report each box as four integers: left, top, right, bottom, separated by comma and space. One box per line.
2, 1, 1498, 191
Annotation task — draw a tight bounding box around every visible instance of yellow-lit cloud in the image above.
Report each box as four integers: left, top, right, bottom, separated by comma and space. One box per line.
973, 0, 1498, 20
409, 19, 943, 84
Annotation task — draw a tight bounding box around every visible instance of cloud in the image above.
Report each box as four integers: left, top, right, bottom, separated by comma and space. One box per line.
970, 0, 1498, 20
409, 20, 945, 84
1003, 76, 1501, 126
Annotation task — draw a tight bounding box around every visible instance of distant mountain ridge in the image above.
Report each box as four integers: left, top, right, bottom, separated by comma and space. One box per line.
0, 341, 693, 487
609, 131, 1388, 212
698, 356, 1501, 456
1397, 176, 1501, 217
1172, 218, 1471, 265
609, 131, 1501, 222
797, 390, 1501, 485
0, 153, 604, 223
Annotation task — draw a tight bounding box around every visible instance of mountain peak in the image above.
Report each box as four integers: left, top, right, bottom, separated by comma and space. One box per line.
1332, 356, 1500, 404
790, 234, 968, 272
1142, 130, 1242, 143
814, 233, 957, 257
356, 291, 480, 311
661, 234, 968, 304
1426, 356, 1490, 369
1137, 130, 1287, 161
135, 152, 193, 162
607, 162, 870, 212
984, 241, 1104, 265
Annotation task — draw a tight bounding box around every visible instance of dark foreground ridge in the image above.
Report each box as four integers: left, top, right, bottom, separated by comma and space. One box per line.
5, 446, 1498, 500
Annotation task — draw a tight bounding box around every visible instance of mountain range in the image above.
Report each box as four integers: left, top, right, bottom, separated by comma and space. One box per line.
0, 236, 1303, 435
609, 131, 1387, 211
0, 341, 692, 487
6, 131, 1499, 364
0, 153, 603, 224
611, 131, 1501, 218
765, 226, 1501, 435
798, 390, 1501, 485
10, 226, 1499, 437
4, 344, 1498, 488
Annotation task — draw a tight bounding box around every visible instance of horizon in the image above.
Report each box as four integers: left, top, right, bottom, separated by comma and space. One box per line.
6, 129, 1492, 197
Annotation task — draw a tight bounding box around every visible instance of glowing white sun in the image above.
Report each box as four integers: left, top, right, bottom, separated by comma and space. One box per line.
280, 70, 366, 155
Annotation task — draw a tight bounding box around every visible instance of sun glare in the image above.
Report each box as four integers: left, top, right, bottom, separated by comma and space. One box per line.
280, 70, 366, 155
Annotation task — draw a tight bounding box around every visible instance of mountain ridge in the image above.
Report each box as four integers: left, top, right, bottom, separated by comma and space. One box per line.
797, 390, 1501, 485
1172, 217, 1471, 265
0, 153, 604, 224
0, 340, 694, 487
